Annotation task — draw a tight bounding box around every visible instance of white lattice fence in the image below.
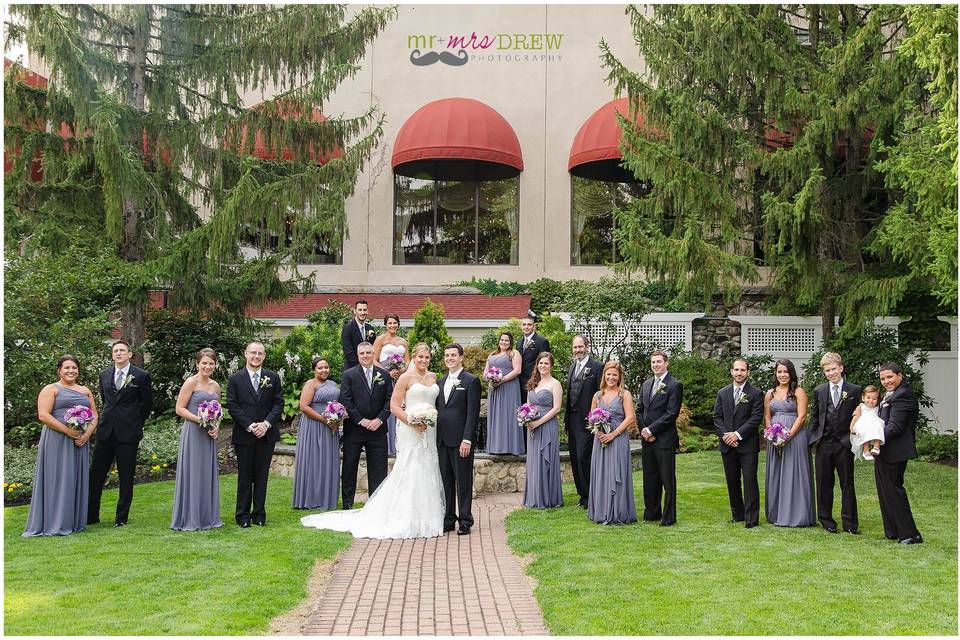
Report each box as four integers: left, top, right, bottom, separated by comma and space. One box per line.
559, 313, 703, 358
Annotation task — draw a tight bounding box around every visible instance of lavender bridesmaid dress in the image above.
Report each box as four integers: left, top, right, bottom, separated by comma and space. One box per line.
171, 389, 223, 531
523, 387, 563, 508
764, 396, 815, 526
23, 385, 90, 537
587, 393, 637, 524
484, 353, 524, 455
293, 380, 341, 510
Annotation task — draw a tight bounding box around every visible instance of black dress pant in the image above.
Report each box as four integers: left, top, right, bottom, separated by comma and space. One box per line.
88, 438, 139, 524
875, 457, 920, 540
642, 445, 676, 525
234, 438, 276, 524
567, 422, 593, 503
340, 427, 388, 509
815, 438, 858, 531
721, 448, 759, 526
439, 444, 474, 528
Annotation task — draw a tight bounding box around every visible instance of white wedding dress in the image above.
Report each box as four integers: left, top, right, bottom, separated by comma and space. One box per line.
300, 382, 445, 538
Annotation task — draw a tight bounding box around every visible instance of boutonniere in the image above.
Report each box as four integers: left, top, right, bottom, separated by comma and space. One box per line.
736, 392, 750, 406
451, 378, 463, 391
582, 367, 592, 378
121, 373, 137, 389
655, 381, 668, 395
880, 390, 892, 408
840, 390, 848, 402
372, 372, 384, 385
259, 375, 273, 390
366, 329, 376, 342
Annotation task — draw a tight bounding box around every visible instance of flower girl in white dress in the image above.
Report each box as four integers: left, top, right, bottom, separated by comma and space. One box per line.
849, 385, 885, 460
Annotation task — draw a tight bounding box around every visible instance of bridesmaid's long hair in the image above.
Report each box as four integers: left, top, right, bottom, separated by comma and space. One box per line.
526, 352, 554, 391
600, 361, 625, 393
491, 331, 514, 357
772, 358, 799, 400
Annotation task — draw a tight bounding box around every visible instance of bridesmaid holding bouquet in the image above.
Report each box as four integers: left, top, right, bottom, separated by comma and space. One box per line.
587, 361, 637, 525
484, 332, 524, 455
292, 357, 342, 511
374, 313, 408, 457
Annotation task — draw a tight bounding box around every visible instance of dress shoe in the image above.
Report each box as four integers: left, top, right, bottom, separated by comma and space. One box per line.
457, 525, 471, 535
341, 505, 353, 511
745, 522, 758, 529
845, 528, 860, 535
899, 535, 923, 545
239, 521, 251, 528
443, 524, 456, 533
886, 534, 898, 540
253, 519, 265, 526
114, 521, 126, 527
577, 499, 587, 508
731, 518, 745, 524
824, 526, 838, 534
659, 522, 674, 527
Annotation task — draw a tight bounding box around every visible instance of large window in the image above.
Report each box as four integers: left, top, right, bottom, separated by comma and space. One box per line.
394, 175, 519, 265
240, 213, 342, 265
570, 175, 649, 265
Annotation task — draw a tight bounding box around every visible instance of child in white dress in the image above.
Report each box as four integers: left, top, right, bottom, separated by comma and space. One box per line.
849, 385, 885, 460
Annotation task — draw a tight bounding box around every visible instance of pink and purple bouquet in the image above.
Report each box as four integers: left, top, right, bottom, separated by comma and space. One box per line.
586, 407, 613, 446
64, 405, 94, 432
324, 401, 346, 423
484, 366, 503, 384
764, 422, 789, 455
197, 399, 223, 431
383, 353, 406, 371
516, 403, 540, 428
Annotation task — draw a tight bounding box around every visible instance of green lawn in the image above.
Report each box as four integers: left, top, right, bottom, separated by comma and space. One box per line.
506, 452, 958, 636
4, 475, 353, 635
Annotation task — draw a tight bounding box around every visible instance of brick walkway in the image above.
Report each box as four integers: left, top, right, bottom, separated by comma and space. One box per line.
303, 493, 549, 636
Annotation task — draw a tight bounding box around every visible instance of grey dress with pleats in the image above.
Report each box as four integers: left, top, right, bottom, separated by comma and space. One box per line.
485, 353, 524, 455
764, 396, 816, 527
171, 390, 223, 531
523, 387, 563, 508
23, 385, 90, 537
588, 393, 637, 524
293, 380, 341, 510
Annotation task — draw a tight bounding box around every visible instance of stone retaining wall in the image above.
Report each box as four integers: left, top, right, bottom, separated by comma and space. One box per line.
271, 443, 643, 495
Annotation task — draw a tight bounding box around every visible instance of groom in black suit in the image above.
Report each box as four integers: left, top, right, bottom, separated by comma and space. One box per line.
809, 352, 862, 534
88, 339, 154, 526
876, 362, 923, 544
226, 341, 283, 527
636, 350, 683, 526
518, 314, 550, 404
436, 344, 481, 535
339, 342, 392, 509
341, 299, 376, 371
564, 335, 602, 508
713, 358, 763, 528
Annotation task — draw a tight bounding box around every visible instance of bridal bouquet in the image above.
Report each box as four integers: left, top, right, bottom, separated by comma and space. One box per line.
383, 353, 406, 371
408, 405, 438, 449
586, 407, 613, 447
484, 366, 503, 384
764, 422, 789, 455
64, 405, 94, 432
324, 401, 346, 435
196, 399, 223, 432
516, 403, 540, 428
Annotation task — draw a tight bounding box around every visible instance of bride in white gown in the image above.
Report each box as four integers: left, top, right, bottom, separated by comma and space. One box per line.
301, 343, 444, 538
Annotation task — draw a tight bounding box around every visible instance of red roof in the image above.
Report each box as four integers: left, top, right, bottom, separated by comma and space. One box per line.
248, 293, 532, 321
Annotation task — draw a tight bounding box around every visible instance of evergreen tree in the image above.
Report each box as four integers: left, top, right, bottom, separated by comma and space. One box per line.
601, 5, 946, 338
406, 299, 453, 375
4, 4, 395, 360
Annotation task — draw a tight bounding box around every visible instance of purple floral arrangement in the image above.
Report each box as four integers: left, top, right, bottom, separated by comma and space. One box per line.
484, 366, 503, 384
324, 401, 346, 423
64, 405, 94, 432
586, 407, 613, 446
516, 403, 540, 427
764, 422, 789, 454
383, 353, 406, 371
197, 399, 223, 431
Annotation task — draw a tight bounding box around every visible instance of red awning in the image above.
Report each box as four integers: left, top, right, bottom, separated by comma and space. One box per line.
392, 97, 523, 181
232, 101, 343, 164
568, 97, 658, 182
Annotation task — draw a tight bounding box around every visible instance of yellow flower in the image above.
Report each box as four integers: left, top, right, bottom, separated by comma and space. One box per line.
151, 454, 158, 460
3, 483, 8, 488
151, 465, 161, 471
7, 488, 12, 493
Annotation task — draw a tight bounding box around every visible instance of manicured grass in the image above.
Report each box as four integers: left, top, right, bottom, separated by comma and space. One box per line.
4, 474, 353, 635
506, 452, 958, 635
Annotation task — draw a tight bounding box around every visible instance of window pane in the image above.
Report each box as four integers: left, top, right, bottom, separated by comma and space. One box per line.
571, 176, 615, 265
478, 177, 519, 265
394, 176, 435, 264
435, 181, 475, 264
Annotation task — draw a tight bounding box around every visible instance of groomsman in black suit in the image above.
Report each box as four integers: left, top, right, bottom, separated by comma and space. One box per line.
436, 344, 482, 535
564, 335, 602, 508
227, 341, 283, 527
339, 342, 393, 510
712, 358, 764, 528
875, 362, 923, 544
636, 350, 683, 526
518, 314, 550, 403
88, 340, 154, 526
341, 299, 376, 371
809, 352, 862, 534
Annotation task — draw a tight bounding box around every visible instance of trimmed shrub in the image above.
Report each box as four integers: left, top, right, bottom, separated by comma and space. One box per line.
406, 299, 453, 374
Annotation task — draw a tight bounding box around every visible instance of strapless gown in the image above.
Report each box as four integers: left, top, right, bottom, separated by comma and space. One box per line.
301, 382, 445, 538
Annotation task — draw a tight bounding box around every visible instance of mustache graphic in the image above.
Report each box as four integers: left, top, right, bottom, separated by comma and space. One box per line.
409, 49, 469, 67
